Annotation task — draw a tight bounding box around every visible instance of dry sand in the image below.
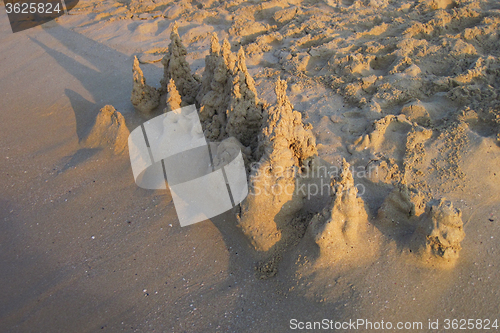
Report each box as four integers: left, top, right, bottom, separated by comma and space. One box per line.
1, 0, 500, 331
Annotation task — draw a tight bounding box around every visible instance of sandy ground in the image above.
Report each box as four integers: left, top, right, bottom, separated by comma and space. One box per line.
1, 0, 500, 332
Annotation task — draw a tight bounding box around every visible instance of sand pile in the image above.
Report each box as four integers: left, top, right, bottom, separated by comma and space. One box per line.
83, 105, 130, 154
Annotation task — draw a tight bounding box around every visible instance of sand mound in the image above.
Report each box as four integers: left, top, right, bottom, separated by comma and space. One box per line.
131, 56, 160, 115
309, 159, 379, 263
83, 105, 130, 154
376, 184, 426, 237
376, 184, 465, 267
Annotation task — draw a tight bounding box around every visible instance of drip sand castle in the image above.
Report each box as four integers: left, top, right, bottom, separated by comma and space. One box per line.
121, 23, 472, 276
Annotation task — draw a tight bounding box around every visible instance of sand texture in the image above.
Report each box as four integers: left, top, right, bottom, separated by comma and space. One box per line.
1, 0, 500, 331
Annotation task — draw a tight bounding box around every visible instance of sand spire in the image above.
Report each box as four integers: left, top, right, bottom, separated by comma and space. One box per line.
131, 56, 160, 115
225, 47, 263, 147
237, 78, 317, 252
310, 159, 377, 261
164, 78, 182, 112
160, 22, 200, 105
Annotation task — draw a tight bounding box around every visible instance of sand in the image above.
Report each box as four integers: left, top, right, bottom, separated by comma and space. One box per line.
1, 0, 500, 331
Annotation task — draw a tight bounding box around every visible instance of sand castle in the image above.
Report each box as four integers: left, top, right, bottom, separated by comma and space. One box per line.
238, 78, 317, 252
128, 23, 467, 271
411, 199, 466, 265
128, 24, 320, 267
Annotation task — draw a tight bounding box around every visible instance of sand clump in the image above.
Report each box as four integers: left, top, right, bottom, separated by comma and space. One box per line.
83, 105, 130, 154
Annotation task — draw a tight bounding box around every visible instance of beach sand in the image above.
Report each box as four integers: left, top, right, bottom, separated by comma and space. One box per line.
1, 0, 499, 331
